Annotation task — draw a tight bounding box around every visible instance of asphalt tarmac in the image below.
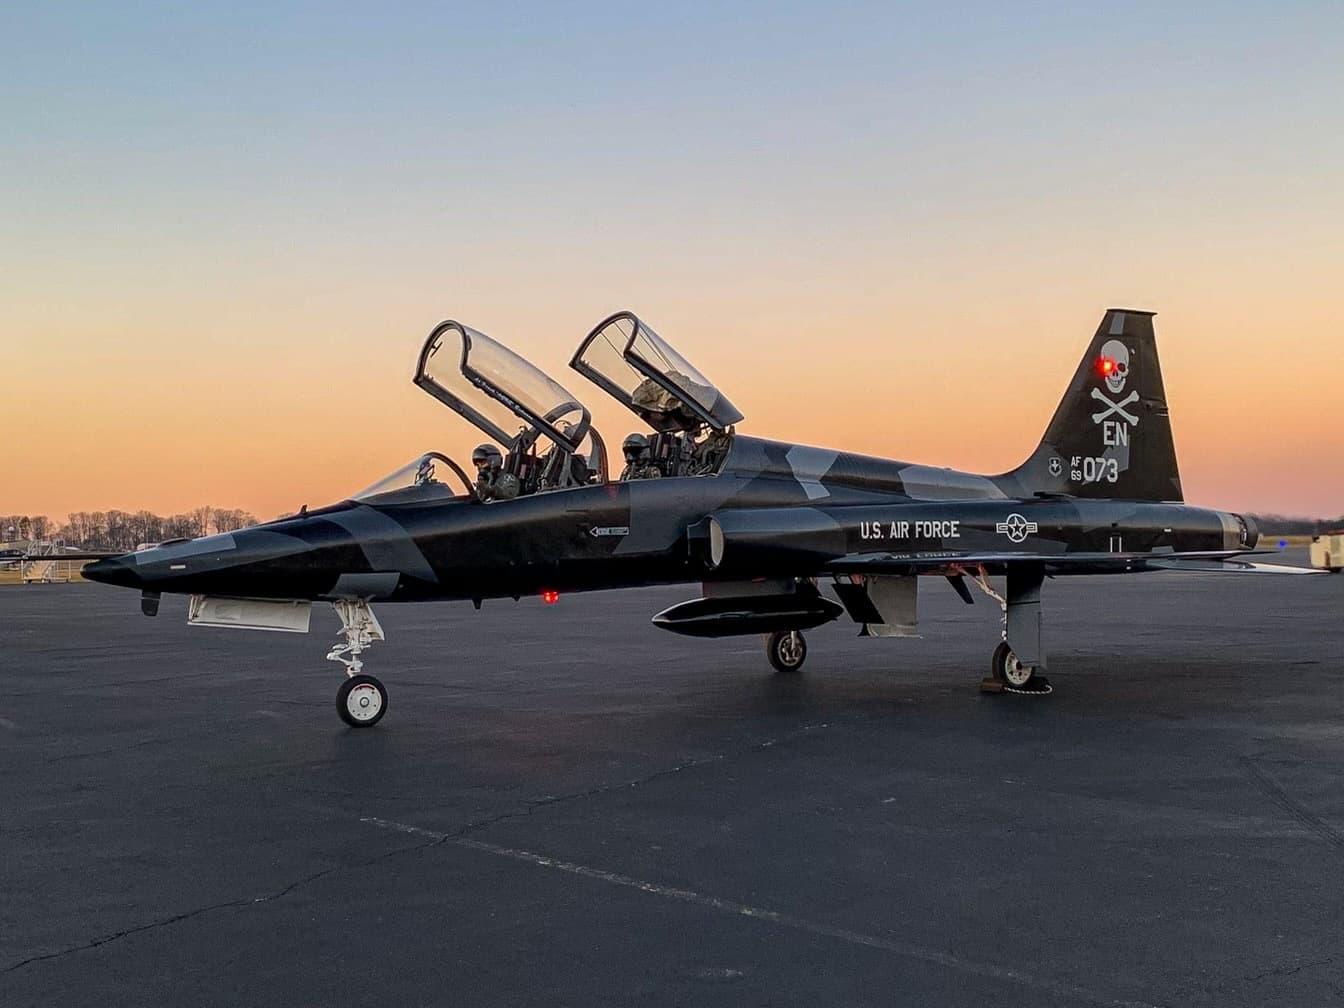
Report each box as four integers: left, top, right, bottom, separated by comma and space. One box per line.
2, 550, 1343, 1007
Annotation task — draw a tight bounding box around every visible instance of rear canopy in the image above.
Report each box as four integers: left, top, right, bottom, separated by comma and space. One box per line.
570, 311, 743, 433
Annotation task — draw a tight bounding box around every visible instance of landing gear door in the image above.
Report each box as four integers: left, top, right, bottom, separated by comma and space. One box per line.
570, 312, 744, 433
833, 575, 920, 638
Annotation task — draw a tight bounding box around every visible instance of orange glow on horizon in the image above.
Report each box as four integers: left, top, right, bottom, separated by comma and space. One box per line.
5, 294, 1342, 524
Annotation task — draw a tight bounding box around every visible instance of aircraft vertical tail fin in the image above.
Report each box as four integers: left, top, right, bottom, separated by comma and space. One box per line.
1004, 310, 1183, 502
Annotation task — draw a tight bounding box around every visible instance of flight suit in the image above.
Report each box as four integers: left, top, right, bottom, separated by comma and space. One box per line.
620, 461, 663, 482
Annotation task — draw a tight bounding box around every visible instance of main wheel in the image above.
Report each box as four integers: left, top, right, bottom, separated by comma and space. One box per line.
766, 630, 808, 674
337, 673, 387, 727
991, 640, 1037, 689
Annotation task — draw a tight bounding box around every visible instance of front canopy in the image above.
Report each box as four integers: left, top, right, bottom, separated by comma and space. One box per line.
353, 452, 476, 503
415, 321, 591, 452
570, 312, 743, 433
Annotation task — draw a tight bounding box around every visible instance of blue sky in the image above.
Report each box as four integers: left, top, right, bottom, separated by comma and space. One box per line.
4, 2, 1342, 517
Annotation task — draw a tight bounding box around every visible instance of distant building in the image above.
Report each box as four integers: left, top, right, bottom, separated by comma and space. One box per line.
1310, 533, 1344, 573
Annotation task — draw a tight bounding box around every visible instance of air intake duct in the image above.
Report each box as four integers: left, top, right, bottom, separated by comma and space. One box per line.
689, 509, 847, 577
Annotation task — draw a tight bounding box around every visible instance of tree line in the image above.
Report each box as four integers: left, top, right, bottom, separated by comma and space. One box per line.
0, 508, 258, 551
1247, 513, 1344, 536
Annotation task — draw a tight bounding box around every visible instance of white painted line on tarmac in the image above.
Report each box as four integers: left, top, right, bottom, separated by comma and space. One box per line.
360, 816, 1158, 1008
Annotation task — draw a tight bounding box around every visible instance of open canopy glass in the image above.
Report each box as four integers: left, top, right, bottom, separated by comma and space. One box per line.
415, 321, 591, 452
570, 312, 743, 433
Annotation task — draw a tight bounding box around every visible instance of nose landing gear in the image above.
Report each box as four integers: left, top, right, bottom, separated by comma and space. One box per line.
328, 600, 389, 727
337, 673, 388, 727
766, 630, 808, 674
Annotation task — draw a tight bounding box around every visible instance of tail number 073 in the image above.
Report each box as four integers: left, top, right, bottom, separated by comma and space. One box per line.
1070, 456, 1119, 484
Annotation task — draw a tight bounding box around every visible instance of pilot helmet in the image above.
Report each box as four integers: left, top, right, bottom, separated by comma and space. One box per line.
472, 443, 503, 471
622, 433, 651, 463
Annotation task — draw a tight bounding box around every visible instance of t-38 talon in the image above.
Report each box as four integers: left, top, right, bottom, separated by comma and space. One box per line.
85, 309, 1320, 726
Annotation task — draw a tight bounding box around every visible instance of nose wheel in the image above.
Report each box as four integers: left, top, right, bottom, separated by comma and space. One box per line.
337, 673, 388, 727
766, 630, 808, 674
327, 599, 390, 727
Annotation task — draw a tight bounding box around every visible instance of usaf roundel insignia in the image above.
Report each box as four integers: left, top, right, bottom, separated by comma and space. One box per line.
995, 513, 1039, 543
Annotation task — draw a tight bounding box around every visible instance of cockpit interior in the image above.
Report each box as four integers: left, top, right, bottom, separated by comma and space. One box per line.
354, 313, 741, 504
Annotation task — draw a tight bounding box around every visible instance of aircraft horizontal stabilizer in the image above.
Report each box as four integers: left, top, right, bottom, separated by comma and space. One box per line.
1145, 558, 1325, 575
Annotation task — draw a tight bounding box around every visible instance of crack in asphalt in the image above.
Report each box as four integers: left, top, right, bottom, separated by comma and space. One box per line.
7, 670, 232, 698
0, 834, 447, 977
0, 720, 834, 976
384, 719, 836, 842
1238, 754, 1344, 851
1241, 955, 1338, 983
43, 737, 179, 764
358, 814, 1165, 1008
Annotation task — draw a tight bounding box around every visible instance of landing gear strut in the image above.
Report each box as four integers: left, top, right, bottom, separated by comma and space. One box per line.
328, 600, 389, 727
961, 565, 1052, 696
766, 630, 808, 674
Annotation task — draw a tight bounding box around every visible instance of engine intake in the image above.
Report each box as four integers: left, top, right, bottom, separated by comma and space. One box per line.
689, 509, 847, 576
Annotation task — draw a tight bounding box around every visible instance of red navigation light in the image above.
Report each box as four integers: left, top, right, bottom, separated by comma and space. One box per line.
1097, 356, 1115, 377
541, 590, 560, 605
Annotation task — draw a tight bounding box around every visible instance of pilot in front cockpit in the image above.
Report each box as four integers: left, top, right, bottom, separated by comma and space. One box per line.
472, 443, 520, 501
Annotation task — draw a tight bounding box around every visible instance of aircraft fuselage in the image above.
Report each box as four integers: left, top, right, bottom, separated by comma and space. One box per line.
84, 435, 1253, 604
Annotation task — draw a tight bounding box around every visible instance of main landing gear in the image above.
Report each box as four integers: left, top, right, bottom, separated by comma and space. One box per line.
766, 630, 808, 674
988, 639, 1050, 695
960, 565, 1053, 696
328, 600, 389, 727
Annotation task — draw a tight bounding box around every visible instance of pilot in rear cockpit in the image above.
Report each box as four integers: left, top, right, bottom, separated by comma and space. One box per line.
472, 443, 520, 501
620, 433, 662, 481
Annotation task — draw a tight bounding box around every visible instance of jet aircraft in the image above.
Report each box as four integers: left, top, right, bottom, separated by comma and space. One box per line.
84, 309, 1317, 727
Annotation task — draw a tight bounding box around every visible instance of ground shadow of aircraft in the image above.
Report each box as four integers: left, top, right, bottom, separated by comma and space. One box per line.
85, 309, 1319, 727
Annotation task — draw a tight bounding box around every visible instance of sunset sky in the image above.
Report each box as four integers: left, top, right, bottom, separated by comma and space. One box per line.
4, 2, 1341, 521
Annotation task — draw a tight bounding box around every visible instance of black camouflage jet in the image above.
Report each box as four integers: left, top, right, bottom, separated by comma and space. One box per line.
84, 309, 1316, 726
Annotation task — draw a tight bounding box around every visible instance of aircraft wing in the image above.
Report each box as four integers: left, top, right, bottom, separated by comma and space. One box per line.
822, 550, 1321, 577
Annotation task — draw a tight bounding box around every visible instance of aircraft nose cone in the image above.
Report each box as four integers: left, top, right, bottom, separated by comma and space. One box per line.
82, 556, 145, 590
